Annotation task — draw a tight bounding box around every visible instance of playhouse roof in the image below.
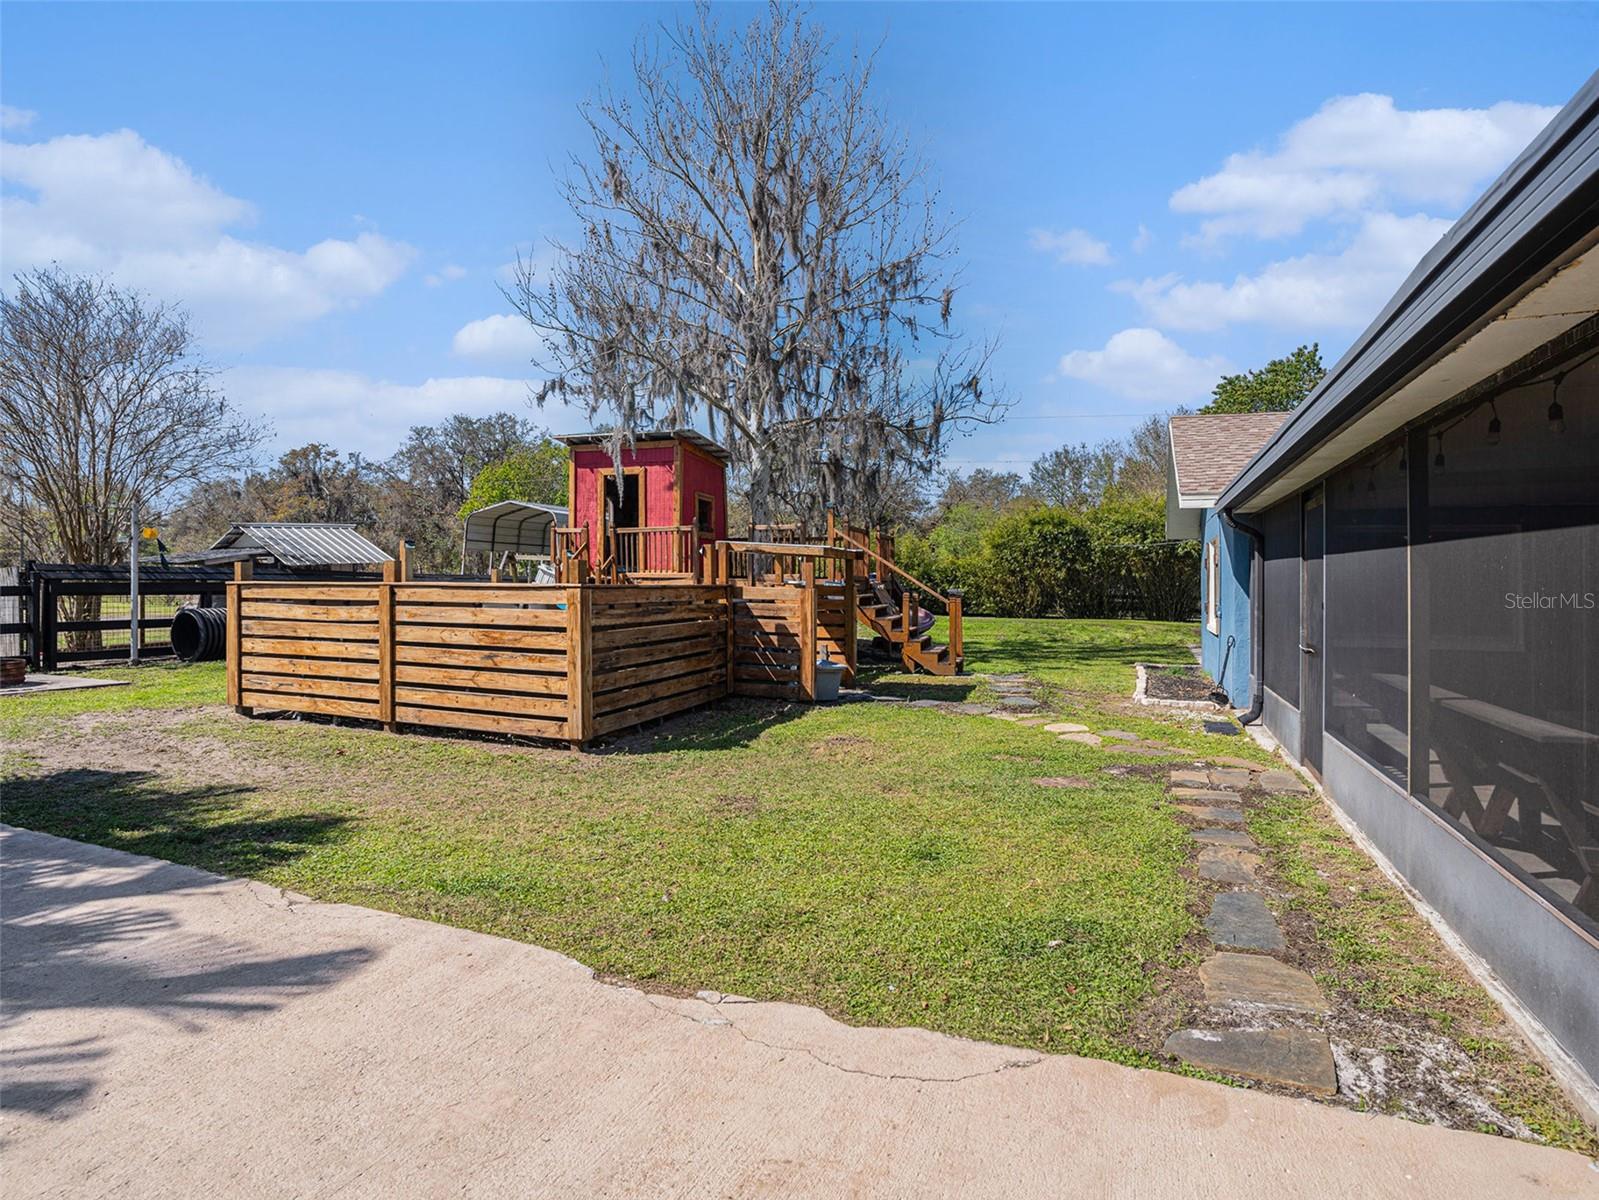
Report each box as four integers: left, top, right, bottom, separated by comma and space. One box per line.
462, 501, 570, 557
556, 428, 731, 463
207, 522, 392, 567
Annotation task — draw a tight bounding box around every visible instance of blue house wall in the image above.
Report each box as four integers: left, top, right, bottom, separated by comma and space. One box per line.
1199, 508, 1253, 706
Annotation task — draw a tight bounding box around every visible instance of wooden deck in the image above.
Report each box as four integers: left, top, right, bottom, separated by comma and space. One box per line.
226, 575, 854, 746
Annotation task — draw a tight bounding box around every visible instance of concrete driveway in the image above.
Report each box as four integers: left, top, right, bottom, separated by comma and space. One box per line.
3, 825, 1594, 1199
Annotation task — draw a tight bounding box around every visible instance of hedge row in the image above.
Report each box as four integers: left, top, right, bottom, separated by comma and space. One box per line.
895, 496, 1199, 622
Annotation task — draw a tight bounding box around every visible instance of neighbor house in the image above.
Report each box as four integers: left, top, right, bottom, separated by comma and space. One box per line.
1202, 71, 1598, 1092
1165, 411, 1287, 704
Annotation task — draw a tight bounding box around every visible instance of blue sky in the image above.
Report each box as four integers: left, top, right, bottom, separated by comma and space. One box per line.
3, 2, 1596, 477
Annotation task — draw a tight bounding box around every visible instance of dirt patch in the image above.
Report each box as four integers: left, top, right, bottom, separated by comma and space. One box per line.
714, 794, 761, 816
1142, 664, 1221, 703
1029, 776, 1092, 789
814, 734, 868, 755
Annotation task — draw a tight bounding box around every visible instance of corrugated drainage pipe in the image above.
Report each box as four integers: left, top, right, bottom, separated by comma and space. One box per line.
1220, 508, 1265, 725
171, 605, 228, 663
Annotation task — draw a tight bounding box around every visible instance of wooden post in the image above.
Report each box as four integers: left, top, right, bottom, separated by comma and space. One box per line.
801, 559, 817, 702
565, 585, 593, 747
379, 560, 397, 732
902, 589, 914, 644
397, 541, 411, 582
717, 541, 731, 586
228, 559, 250, 713
842, 553, 857, 684
947, 590, 964, 673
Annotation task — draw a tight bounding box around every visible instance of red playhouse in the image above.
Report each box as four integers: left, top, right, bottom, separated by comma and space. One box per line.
557, 430, 729, 579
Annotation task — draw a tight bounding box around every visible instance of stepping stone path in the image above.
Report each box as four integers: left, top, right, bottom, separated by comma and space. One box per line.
951, 671, 1335, 1091
1161, 1028, 1336, 1097
1158, 756, 1338, 1095
1205, 892, 1286, 952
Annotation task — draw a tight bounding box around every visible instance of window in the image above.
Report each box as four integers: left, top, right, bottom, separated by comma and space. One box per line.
1414, 355, 1598, 927
1325, 440, 1409, 783
695, 493, 715, 536
1205, 538, 1221, 634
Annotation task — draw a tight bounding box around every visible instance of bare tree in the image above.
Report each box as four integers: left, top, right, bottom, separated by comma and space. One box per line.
512, 2, 1003, 527
0, 267, 264, 563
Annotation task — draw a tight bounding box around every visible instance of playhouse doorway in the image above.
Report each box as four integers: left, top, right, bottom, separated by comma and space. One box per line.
601, 469, 644, 571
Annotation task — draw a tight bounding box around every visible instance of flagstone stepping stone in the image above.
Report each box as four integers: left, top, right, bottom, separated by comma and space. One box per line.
1110, 745, 1181, 757
1170, 787, 1241, 803
1016, 717, 1051, 726
954, 703, 993, 715
1162, 1028, 1336, 1096
1207, 756, 1263, 771
1205, 892, 1285, 952
1059, 731, 1103, 747
1207, 768, 1254, 790
1099, 730, 1141, 742
1199, 952, 1331, 1013
1031, 776, 1092, 789
988, 711, 1021, 721
1173, 804, 1246, 825
1044, 722, 1090, 734
1258, 770, 1310, 794
911, 699, 945, 708
1196, 845, 1261, 884
1203, 720, 1242, 736
1169, 769, 1210, 788
1191, 827, 1256, 848
998, 695, 1042, 711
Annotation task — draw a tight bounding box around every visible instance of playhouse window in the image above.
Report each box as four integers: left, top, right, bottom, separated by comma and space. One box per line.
1205, 538, 1221, 634
696, 493, 715, 536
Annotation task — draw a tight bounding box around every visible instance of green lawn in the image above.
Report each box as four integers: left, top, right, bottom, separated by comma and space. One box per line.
3, 618, 1591, 1149
946, 615, 1200, 692
1, 621, 1210, 1063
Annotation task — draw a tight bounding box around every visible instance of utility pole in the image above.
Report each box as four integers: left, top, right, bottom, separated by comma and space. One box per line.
129, 498, 140, 664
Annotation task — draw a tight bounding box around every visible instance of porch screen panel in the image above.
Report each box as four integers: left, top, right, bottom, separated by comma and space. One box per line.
1417, 358, 1599, 928
1261, 498, 1300, 705
1325, 441, 1409, 783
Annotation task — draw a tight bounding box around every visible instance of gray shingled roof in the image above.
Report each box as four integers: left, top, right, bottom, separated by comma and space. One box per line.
1168, 412, 1289, 502
209, 523, 392, 567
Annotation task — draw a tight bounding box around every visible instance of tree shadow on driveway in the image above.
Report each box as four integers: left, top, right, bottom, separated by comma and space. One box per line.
1, 774, 374, 1125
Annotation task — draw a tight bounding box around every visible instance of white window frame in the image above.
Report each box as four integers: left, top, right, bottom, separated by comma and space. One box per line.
1205, 537, 1221, 635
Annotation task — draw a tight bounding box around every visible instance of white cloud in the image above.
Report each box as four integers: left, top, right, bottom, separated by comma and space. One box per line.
0, 127, 414, 346
1132, 224, 1153, 254
225, 366, 591, 459
1055, 328, 1229, 404
1118, 211, 1452, 332
1172, 93, 1557, 243
451, 314, 548, 363
1, 105, 37, 132
426, 263, 467, 287
1029, 227, 1112, 266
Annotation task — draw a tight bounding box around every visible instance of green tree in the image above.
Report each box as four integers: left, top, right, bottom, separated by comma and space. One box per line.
459, 443, 569, 518
1202, 344, 1324, 414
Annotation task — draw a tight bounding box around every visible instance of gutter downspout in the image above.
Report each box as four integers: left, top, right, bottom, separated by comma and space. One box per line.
1220, 507, 1265, 725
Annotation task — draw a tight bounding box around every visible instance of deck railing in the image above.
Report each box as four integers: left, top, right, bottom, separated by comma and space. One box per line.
606, 525, 697, 579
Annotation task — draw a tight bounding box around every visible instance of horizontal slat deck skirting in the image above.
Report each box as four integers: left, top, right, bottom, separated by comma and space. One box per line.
230, 580, 767, 744
230, 575, 856, 741
240, 655, 380, 681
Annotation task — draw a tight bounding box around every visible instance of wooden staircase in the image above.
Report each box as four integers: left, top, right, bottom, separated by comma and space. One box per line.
828, 517, 963, 676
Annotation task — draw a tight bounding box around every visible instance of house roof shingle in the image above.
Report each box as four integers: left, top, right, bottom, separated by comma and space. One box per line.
1167, 412, 1289, 502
